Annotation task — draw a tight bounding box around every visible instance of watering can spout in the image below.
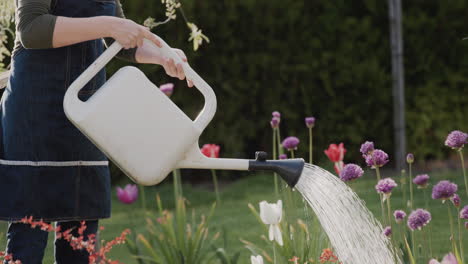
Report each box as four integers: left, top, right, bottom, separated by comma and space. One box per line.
248, 151, 305, 188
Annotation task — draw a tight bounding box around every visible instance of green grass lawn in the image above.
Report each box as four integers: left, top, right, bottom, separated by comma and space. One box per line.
0, 166, 467, 263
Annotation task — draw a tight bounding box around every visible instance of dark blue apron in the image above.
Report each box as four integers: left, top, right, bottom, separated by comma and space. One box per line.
0, 0, 117, 221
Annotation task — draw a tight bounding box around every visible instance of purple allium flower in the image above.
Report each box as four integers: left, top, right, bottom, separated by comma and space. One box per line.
339, 164, 364, 182
365, 149, 389, 168
406, 153, 414, 164
432, 180, 458, 200
279, 154, 287, 160
272, 111, 281, 118
407, 209, 431, 230
282, 136, 300, 151
305, 117, 315, 128
116, 184, 138, 204
413, 174, 430, 188
445, 130, 468, 149
461, 205, 468, 219
394, 210, 407, 224
270, 117, 280, 128
160, 83, 174, 97
383, 226, 392, 237
360, 141, 374, 155
375, 178, 397, 194
451, 194, 460, 208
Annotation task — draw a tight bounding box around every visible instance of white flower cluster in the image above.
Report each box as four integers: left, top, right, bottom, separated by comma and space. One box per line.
161, 0, 180, 20
187, 22, 209, 51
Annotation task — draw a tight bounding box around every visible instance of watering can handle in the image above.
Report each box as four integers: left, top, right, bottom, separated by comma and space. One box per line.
64, 37, 217, 132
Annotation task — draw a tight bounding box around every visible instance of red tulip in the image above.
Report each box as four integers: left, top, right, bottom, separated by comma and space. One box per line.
324, 143, 346, 162
201, 144, 220, 158
324, 143, 346, 175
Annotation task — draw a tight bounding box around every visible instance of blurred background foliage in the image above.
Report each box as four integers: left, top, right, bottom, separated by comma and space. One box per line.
2, 0, 468, 181
113, 0, 468, 164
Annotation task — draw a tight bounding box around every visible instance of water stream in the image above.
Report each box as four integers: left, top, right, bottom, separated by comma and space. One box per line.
295, 164, 401, 264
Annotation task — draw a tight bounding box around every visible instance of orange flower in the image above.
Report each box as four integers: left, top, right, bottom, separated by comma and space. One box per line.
319, 248, 339, 263
289, 256, 299, 264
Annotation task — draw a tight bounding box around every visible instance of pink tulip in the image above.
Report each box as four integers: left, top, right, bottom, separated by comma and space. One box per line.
116, 184, 138, 204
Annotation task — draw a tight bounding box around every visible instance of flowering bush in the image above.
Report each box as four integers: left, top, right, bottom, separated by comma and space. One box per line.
0, 217, 130, 264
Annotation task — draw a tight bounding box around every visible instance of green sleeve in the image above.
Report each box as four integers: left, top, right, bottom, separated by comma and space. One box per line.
15, 0, 57, 49
104, 0, 137, 63
16, 0, 137, 62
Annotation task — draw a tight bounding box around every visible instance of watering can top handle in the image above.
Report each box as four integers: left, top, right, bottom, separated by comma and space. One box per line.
64, 36, 217, 132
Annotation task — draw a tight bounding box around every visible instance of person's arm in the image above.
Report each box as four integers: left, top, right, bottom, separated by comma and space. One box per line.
103, 0, 137, 62
16, 0, 189, 82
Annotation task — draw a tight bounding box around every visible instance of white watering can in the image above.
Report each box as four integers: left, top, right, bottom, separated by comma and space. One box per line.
64, 37, 304, 187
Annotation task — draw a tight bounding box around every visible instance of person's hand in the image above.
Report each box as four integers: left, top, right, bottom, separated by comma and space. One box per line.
160, 48, 194, 87
109, 17, 161, 49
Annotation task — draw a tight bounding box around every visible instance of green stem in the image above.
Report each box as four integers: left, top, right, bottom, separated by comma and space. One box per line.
422, 186, 434, 257
273, 129, 279, 196
140, 185, 146, 212
428, 219, 433, 258
290, 150, 295, 159
409, 163, 414, 210
387, 197, 392, 230
276, 127, 284, 156
458, 208, 465, 263
448, 203, 457, 255
273, 242, 277, 264
401, 169, 407, 209
173, 170, 180, 205
375, 167, 386, 225
459, 149, 468, 198
422, 228, 427, 262
211, 169, 220, 204
309, 127, 313, 164
411, 229, 415, 261
423, 188, 429, 209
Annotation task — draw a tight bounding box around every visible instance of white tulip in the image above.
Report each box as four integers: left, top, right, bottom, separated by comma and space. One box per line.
259, 200, 283, 246
250, 255, 264, 264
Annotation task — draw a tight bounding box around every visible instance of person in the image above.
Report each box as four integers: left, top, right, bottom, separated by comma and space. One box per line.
0, 0, 192, 263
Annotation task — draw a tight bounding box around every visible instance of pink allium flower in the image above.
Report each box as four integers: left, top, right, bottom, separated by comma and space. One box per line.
305, 117, 315, 128
445, 130, 468, 149
282, 137, 300, 151
339, 164, 364, 182
406, 153, 414, 164
441, 253, 458, 264
461, 205, 468, 219
272, 111, 281, 118
270, 117, 280, 128
413, 174, 430, 188
432, 180, 458, 200
116, 184, 138, 204
359, 141, 374, 155
428, 253, 458, 264
279, 154, 287, 160
383, 226, 392, 237
376, 178, 397, 194
365, 149, 389, 168
394, 210, 406, 224
450, 194, 460, 208
407, 209, 431, 230
159, 83, 174, 97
